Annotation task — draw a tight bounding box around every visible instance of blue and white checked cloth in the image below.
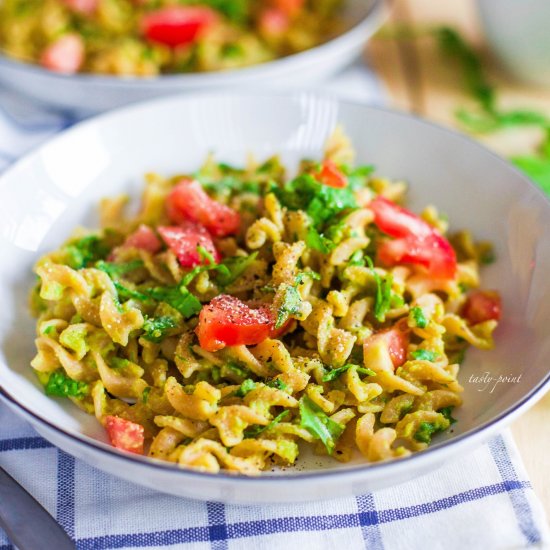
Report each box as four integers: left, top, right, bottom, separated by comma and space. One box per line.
0, 64, 549, 550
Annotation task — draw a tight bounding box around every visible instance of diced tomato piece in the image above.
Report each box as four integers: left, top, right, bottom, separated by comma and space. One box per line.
462, 290, 501, 325
158, 223, 220, 268
370, 196, 433, 239
273, 0, 304, 17
259, 8, 289, 36
166, 178, 241, 237
369, 196, 457, 280
141, 6, 217, 48
364, 324, 409, 370
40, 34, 84, 74
105, 416, 144, 454
316, 159, 348, 188
196, 295, 275, 352
123, 224, 161, 253
63, 0, 98, 15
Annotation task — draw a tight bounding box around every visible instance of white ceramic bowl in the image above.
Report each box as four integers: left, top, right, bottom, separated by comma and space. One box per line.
1, 93, 549, 504
477, 0, 550, 88
0, 0, 384, 113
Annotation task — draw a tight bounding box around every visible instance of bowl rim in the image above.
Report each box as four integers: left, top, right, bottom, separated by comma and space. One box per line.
2, 90, 550, 482
0, 0, 384, 89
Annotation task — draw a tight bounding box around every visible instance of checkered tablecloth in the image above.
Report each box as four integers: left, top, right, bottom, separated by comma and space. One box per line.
0, 63, 548, 550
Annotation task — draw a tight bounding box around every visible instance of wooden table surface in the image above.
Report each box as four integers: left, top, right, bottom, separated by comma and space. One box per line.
367, 0, 550, 523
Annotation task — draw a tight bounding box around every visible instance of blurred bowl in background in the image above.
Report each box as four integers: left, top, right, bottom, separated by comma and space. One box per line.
477, 0, 550, 88
0, 0, 385, 114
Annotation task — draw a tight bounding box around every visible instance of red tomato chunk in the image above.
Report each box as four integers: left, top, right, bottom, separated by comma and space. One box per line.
158, 223, 220, 268
364, 325, 409, 370
196, 295, 275, 352
463, 290, 502, 325
41, 34, 84, 74
123, 224, 162, 253
105, 416, 144, 454
167, 178, 241, 237
316, 159, 348, 188
141, 7, 217, 48
369, 196, 457, 280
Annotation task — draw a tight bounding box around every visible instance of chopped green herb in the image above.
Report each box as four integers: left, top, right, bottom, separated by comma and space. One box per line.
275, 285, 302, 329
142, 387, 151, 404
294, 271, 321, 286
348, 250, 366, 266
411, 306, 428, 329
305, 225, 334, 253
439, 406, 458, 425
142, 316, 178, 343
265, 378, 289, 392
95, 259, 144, 277
343, 164, 375, 191
223, 362, 249, 381
234, 379, 256, 398
322, 364, 376, 382
146, 285, 202, 319
199, 0, 250, 23
298, 395, 344, 454
110, 357, 131, 369
366, 256, 394, 322
113, 281, 151, 303
274, 174, 357, 229
414, 421, 440, 444
42, 325, 57, 336
243, 410, 290, 439
411, 349, 439, 362
45, 371, 88, 399
64, 235, 109, 269
214, 252, 258, 287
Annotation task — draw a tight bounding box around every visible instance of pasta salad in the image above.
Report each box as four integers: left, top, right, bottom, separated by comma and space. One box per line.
30, 130, 501, 475
0, 0, 342, 75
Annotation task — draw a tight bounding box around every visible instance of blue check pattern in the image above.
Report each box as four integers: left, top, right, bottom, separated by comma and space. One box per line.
0, 403, 547, 550
0, 74, 548, 550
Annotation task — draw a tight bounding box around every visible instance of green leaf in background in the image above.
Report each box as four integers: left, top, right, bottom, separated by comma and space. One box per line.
434, 26, 550, 196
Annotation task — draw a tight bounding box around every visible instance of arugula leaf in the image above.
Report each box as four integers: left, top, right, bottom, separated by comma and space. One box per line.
234, 379, 256, 398
64, 235, 109, 269
439, 406, 458, 425
142, 316, 178, 343
410, 306, 428, 329
113, 281, 151, 303
298, 395, 344, 454
366, 256, 394, 322
142, 387, 151, 404
243, 410, 290, 439
322, 364, 376, 382
294, 271, 321, 286
45, 371, 88, 399
343, 164, 375, 191
110, 357, 131, 369
411, 349, 439, 362
265, 378, 289, 392
275, 285, 302, 329
222, 362, 250, 381
435, 27, 495, 113
202, 176, 260, 196
348, 250, 366, 266
275, 174, 357, 229
95, 260, 144, 277
214, 252, 258, 287
146, 285, 202, 319
305, 225, 334, 253
198, 0, 250, 23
